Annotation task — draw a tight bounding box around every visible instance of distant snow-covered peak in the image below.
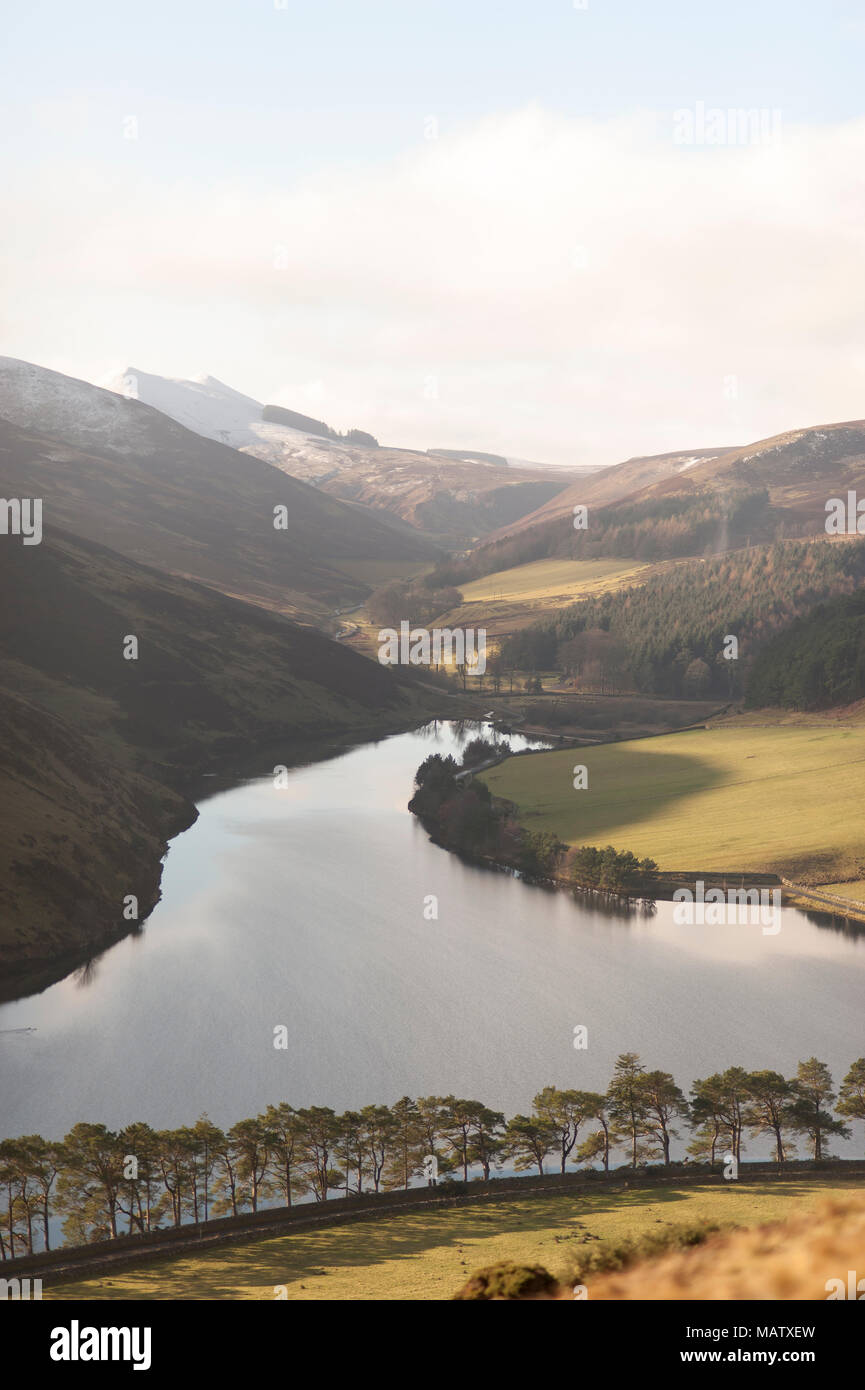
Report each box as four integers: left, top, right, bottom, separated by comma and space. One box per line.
103, 366, 343, 468
103, 367, 265, 447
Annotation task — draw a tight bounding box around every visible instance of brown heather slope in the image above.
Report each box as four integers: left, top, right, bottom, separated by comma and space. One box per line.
313, 447, 580, 545
0, 683, 191, 995
614, 418, 865, 535
483, 446, 731, 540
104, 364, 585, 549
456, 1192, 865, 1300
0, 359, 437, 619
0, 525, 441, 998
583, 1193, 865, 1300
482, 419, 865, 561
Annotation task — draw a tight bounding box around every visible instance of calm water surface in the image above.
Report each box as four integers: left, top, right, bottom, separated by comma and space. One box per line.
1, 721, 863, 1151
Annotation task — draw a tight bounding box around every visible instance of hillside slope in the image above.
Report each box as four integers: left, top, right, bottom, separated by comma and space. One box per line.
484, 446, 732, 540
455, 1190, 865, 1301
580, 1191, 865, 1300
0, 359, 436, 617
0, 524, 438, 996
107, 366, 584, 546
475, 418, 865, 579
641, 419, 865, 521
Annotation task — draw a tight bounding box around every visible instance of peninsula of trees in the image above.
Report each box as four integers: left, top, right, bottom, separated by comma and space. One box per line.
408, 746, 657, 893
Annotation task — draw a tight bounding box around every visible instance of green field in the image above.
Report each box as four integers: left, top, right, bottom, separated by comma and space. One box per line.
422, 556, 663, 645
819, 881, 865, 900
482, 718, 865, 883
45, 1178, 862, 1302
457, 557, 651, 606
344, 558, 660, 659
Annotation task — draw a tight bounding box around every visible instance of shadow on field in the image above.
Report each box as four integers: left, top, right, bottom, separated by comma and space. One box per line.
503, 742, 727, 842
56, 1179, 836, 1300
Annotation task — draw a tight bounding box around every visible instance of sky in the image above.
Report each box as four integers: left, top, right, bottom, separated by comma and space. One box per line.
2, 0, 865, 465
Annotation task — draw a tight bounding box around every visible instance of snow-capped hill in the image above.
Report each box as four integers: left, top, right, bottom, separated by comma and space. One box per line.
106, 367, 273, 450
0, 356, 161, 454
97, 364, 587, 543
104, 365, 375, 481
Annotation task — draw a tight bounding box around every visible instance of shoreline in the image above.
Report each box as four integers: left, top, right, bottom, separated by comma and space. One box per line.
1, 704, 475, 1006
428, 825, 865, 927
425, 737, 865, 925
465, 711, 865, 926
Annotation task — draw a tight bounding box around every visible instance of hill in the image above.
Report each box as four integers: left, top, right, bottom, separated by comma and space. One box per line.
0, 523, 439, 997
0, 359, 436, 619
464, 417, 865, 583
456, 1189, 865, 1302
485, 445, 731, 540
641, 419, 865, 519
107, 366, 583, 547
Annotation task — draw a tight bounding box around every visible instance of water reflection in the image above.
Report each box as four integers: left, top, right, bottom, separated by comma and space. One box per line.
0, 721, 862, 1152
800, 907, 865, 941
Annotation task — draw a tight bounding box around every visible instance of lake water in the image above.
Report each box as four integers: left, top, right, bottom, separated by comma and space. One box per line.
1, 720, 863, 1156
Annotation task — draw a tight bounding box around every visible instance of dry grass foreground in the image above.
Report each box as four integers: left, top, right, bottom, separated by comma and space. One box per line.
455, 1192, 865, 1300
46, 1178, 863, 1301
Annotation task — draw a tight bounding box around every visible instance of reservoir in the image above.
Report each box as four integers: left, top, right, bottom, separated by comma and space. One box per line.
1, 720, 863, 1154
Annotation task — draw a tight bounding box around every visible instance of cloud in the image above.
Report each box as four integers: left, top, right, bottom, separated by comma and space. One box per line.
2, 107, 865, 465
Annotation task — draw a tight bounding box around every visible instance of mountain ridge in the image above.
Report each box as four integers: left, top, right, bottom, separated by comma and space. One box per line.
102, 362, 588, 546
0, 358, 436, 619
0, 520, 443, 997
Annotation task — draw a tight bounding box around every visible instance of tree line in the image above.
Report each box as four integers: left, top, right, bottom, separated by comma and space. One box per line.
2, 1055, 862, 1258
746, 587, 865, 710
496, 537, 865, 701
408, 751, 656, 890
366, 576, 463, 629
428, 486, 807, 589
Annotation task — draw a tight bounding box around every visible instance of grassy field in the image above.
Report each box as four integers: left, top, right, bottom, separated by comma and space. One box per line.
819, 881, 865, 900
481, 713, 865, 883
45, 1178, 863, 1302
341, 557, 658, 657
457, 557, 651, 605
410, 556, 667, 642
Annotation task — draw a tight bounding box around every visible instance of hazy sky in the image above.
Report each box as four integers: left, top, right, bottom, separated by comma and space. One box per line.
2, 0, 865, 465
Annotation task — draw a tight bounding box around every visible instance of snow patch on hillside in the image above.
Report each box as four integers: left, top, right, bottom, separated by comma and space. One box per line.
0, 356, 158, 454
676, 454, 718, 472
104, 367, 362, 480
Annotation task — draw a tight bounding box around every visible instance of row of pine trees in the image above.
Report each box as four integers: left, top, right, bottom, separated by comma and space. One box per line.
2, 1054, 863, 1258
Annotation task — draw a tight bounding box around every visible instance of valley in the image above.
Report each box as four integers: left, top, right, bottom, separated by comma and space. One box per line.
2, 354, 864, 1310
4, 0, 864, 1328
108, 366, 588, 550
